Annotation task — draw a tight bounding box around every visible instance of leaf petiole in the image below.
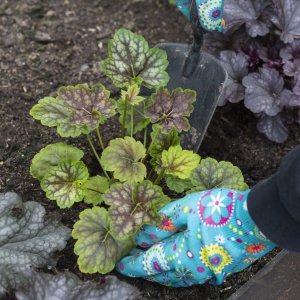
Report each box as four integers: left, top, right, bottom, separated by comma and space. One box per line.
86, 134, 110, 180
96, 127, 105, 151
142, 125, 160, 163
121, 94, 129, 138
154, 168, 165, 185
130, 105, 134, 137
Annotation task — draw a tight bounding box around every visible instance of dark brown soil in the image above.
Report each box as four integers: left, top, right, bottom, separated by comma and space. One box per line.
0, 0, 299, 299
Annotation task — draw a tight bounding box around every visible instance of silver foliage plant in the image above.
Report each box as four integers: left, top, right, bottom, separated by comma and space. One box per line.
204, 0, 300, 143
0, 192, 139, 299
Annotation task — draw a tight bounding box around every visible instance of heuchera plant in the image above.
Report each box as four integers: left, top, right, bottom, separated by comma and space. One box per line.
30, 28, 248, 275
204, 0, 300, 143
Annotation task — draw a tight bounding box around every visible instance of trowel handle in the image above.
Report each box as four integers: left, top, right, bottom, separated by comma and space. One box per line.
182, 0, 204, 77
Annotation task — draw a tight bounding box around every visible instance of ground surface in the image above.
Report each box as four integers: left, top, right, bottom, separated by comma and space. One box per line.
0, 0, 299, 299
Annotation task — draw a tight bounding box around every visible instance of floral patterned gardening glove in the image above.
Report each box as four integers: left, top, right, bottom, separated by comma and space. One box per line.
176, 0, 226, 32
117, 189, 276, 287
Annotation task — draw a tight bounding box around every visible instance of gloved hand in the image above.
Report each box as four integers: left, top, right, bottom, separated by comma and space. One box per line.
117, 189, 275, 287
176, 0, 226, 32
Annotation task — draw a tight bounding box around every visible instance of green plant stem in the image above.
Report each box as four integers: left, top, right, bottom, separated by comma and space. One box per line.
121, 95, 129, 138
130, 105, 134, 137
147, 167, 154, 180
96, 127, 105, 151
142, 125, 159, 163
154, 168, 165, 185
143, 127, 147, 147
86, 134, 110, 180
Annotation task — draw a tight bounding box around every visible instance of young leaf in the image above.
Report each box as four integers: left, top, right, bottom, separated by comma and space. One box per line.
161, 145, 200, 179
41, 161, 89, 208
145, 88, 196, 133
189, 158, 248, 192
121, 84, 145, 106
100, 137, 146, 183
72, 207, 132, 274
102, 28, 169, 88
15, 272, 140, 300
117, 100, 150, 134
165, 175, 194, 194
104, 181, 170, 239
83, 175, 110, 205
149, 124, 180, 159
57, 84, 116, 128
30, 143, 84, 180
0, 192, 70, 295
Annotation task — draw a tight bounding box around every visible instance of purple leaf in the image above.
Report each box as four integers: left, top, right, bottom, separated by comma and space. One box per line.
293, 75, 300, 96
218, 51, 249, 105
271, 0, 300, 43
145, 88, 196, 133
243, 67, 294, 116
280, 39, 300, 61
224, 0, 273, 37
257, 114, 289, 143
257, 45, 283, 71
282, 59, 300, 77
289, 91, 300, 107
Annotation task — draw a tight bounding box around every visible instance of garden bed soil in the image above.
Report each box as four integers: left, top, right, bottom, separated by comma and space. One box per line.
0, 0, 299, 299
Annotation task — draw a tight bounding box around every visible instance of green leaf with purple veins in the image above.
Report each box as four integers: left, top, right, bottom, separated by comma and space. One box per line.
57, 84, 116, 129
117, 100, 150, 134
102, 28, 169, 89
72, 207, 133, 274
188, 158, 249, 193
30, 143, 84, 180
29, 97, 86, 137
83, 176, 110, 206
41, 161, 89, 208
149, 124, 180, 159
104, 181, 170, 239
161, 145, 200, 179
100, 137, 146, 183
145, 88, 196, 133
121, 84, 145, 106
165, 175, 194, 193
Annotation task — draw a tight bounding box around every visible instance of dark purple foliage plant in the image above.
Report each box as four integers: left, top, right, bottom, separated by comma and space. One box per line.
204, 0, 300, 143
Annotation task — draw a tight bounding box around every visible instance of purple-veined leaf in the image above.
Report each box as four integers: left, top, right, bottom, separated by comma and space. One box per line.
121, 84, 145, 106
57, 84, 116, 129
102, 28, 169, 89
282, 59, 300, 77
149, 124, 180, 159
257, 113, 289, 143
15, 271, 140, 300
83, 176, 110, 206
257, 44, 283, 71
100, 137, 146, 183
145, 88, 196, 133
271, 0, 300, 43
188, 158, 248, 192
104, 181, 170, 239
161, 145, 200, 179
41, 161, 89, 208
218, 51, 249, 105
72, 207, 133, 274
117, 99, 150, 135
165, 175, 194, 194
243, 67, 294, 116
30, 143, 84, 181
0, 192, 70, 295
224, 0, 273, 37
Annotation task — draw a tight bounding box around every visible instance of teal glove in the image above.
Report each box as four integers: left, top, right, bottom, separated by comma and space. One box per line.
176, 0, 226, 32
117, 189, 275, 287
